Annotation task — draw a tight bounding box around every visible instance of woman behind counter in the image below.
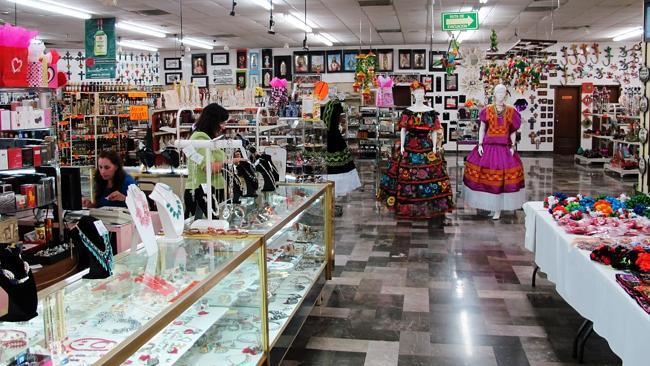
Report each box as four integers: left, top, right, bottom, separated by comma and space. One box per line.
83, 150, 137, 208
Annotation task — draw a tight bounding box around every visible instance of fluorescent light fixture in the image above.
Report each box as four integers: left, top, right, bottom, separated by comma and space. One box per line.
479, 0, 488, 3
182, 37, 214, 50
460, 6, 473, 12
289, 11, 317, 29
282, 13, 312, 33
118, 40, 158, 52
6, 0, 92, 19
116, 21, 167, 38
478, 6, 491, 23
311, 33, 333, 46
252, 0, 273, 10
612, 27, 643, 41
457, 30, 474, 43
319, 32, 338, 44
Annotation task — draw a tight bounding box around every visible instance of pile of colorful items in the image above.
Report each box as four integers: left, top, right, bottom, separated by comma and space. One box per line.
544, 192, 650, 222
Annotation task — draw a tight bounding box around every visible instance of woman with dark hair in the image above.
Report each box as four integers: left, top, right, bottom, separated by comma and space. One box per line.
82, 150, 136, 208
185, 103, 242, 218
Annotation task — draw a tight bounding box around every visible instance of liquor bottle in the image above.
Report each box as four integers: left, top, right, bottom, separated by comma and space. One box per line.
94, 19, 108, 57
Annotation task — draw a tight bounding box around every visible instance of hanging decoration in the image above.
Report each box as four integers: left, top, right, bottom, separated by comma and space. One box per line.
431, 37, 460, 75
352, 51, 377, 104
480, 55, 556, 94
489, 30, 499, 52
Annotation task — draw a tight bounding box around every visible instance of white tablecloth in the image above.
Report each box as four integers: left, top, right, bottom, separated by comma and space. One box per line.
523, 201, 650, 366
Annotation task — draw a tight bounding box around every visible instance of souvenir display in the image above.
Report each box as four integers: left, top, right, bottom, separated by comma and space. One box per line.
71, 216, 114, 279
126, 185, 157, 255
149, 183, 185, 242
0, 246, 37, 322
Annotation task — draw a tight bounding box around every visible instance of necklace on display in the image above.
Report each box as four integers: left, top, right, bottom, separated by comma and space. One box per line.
223, 139, 235, 220
131, 187, 152, 227
77, 229, 113, 275
257, 161, 277, 188
0, 255, 31, 285
156, 184, 183, 220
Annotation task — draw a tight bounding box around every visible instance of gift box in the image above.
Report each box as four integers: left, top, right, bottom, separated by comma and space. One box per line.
13, 106, 31, 130
0, 24, 38, 87
20, 184, 36, 208
42, 107, 51, 127
27, 61, 43, 88
30, 108, 45, 129
7, 147, 22, 169
0, 150, 7, 170
0, 110, 9, 131
28, 145, 41, 167
21, 147, 33, 167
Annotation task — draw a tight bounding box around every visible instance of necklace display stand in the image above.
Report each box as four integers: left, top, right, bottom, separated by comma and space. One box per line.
0, 246, 37, 322
256, 153, 280, 192
125, 185, 158, 256
149, 183, 184, 243
72, 216, 114, 280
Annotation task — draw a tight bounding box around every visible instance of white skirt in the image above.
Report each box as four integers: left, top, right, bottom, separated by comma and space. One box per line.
323, 169, 362, 197
463, 185, 526, 211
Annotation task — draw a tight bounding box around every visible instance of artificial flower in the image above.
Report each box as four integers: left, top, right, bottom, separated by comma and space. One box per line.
565, 202, 584, 212
552, 206, 568, 215
386, 196, 395, 207
635, 252, 650, 272
594, 199, 613, 216
427, 151, 437, 161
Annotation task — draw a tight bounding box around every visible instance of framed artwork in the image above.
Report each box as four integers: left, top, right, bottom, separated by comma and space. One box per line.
442, 112, 450, 121
444, 73, 459, 91
429, 51, 446, 72
377, 49, 394, 72
398, 49, 412, 69
390, 74, 419, 85
262, 49, 273, 69
458, 95, 466, 104
191, 76, 208, 88
435, 76, 442, 92
309, 51, 325, 73
164, 57, 181, 70
165, 72, 182, 85
249, 74, 260, 87
548, 121, 554, 127
435, 96, 443, 104
236, 50, 247, 69
343, 50, 359, 72
212, 68, 234, 85
273, 55, 292, 80
548, 137, 553, 143
412, 49, 426, 70
293, 74, 322, 86
425, 96, 434, 107
326, 50, 343, 73
236, 70, 246, 89
541, 122, 547, 127
293, 52, 310, 74
449, 127, 458, 142
211, 52, 229, 66
262, 69, 273, 88
420, 75, 433, 92
191, 54, 207, 75
445, 96, 459, 110
249, 51, 260, 71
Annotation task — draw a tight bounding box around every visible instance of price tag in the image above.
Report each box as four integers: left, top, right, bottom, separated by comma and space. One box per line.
128, 91, 148, 98
93, 220, 109, 237
129, 105, 149, 121
182, 145, 204, 165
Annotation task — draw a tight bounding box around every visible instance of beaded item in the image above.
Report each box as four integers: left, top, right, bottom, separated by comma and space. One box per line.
165, 199, 183, 220
0, 255, 31, 285
77, 229, 113, 275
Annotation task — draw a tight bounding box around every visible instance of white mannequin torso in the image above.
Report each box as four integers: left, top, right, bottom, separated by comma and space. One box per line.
407, 89, 433, 112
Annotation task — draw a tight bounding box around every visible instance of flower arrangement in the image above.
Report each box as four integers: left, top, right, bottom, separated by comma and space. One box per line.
590, 244, 650, 273
543, 192, 648, 220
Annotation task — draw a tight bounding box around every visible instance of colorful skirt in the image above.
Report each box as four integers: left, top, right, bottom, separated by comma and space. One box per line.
463, 143, 525, 211
378, 131, 454, 219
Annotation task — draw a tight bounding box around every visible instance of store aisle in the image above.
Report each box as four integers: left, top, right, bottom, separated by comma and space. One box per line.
284, 155, 632, 366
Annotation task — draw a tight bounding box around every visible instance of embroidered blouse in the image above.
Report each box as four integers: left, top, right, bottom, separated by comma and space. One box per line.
479, 105, 521, 146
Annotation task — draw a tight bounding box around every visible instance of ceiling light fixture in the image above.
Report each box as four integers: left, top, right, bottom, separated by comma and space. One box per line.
253, 0, 272, 10
116, 21, 167, 38
479, 0, 488, 3
318, 32, 338, 44
282, 13, 312, 33
118, 40, 158, 52
5, 0, 92, 19
230, 0, 237, 16
268, 0, 275, 34
612, 27, 643, 41
182, 37, 214, 49
289, 11, 317, 29
311, 33, 333, 46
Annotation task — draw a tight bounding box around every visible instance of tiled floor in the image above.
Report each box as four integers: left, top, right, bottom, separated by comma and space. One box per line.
283, 154, 636, 366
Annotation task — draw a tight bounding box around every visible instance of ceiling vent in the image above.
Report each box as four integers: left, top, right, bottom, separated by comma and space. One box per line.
131, 9, 171, 16
524, 0, 569, 12
359, 0, 392, 6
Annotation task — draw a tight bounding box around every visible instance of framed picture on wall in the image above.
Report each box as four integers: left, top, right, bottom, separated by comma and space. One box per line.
425, 96, 434, 107
326, 51, 343, 73
445, 96, 459, 110
236, 70, 246, 89
165, 72, 182, 84
249, 51, 260, 71
429, 51, 446, 71
377, 49, 394, 72
191, 76, 208, 88
164, 58, 181, 70
211, 52, 229, 66
342, 50, 358, 72
249, 74, 260, 87
273, 55, 292, 80
412, 49, 426, 70
444, 73, 459, 91
398, 49, 412, 69
309, 51, 325, 73
420, 75, 433, 92
262, 69, 273, 88
435, 96, 443, 105
236, 50, 247, 69
191, 54, 207, 75
294, 52, 310, 74
262, 49, 273, 68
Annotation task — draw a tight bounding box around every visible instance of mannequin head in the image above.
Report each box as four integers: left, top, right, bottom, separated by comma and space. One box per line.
493, 84, 507, 105
412, 88, 425, 104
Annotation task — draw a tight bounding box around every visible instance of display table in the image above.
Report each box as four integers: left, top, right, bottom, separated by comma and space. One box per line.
523, 201, 650, 366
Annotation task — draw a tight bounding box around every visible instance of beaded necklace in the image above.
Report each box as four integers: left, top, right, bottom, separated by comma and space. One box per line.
77, 229, 113, 275
0, 254, 30, 285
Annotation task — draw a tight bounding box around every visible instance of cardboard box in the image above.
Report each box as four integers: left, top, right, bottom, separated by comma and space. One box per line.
13, 107, 31, 130
29, 146, 41, 167
7, 148, 22, 169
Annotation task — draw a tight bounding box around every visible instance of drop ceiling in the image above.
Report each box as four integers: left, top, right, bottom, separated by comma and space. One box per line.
0, 0, 642, 49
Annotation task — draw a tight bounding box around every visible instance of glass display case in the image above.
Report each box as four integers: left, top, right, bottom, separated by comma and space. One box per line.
0, 182, 334, 366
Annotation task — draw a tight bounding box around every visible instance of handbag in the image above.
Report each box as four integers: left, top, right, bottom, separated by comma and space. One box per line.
0, 46, 29, 87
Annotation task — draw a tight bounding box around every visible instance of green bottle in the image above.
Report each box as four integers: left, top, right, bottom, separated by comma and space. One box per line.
94, 19, 108, 57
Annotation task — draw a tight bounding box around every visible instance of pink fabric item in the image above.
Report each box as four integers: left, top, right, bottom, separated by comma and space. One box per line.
464, 144, 525, 194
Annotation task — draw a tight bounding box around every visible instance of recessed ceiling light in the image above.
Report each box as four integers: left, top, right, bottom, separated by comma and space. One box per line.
5, 0, 92, 19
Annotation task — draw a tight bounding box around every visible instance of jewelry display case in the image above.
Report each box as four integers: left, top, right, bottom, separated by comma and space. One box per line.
0, 182, 334, 366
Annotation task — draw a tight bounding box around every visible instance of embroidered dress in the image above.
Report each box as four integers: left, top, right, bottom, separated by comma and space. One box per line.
321, 99, 361, 197
463, 105, 525, 211
378, 110, 454, 219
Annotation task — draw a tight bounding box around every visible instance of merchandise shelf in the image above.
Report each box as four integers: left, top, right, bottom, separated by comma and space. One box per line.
573, 154, 610, 165
604, 163, 639, 177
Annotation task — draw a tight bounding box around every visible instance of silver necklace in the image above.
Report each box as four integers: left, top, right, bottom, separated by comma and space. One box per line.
257, 161, 276, 187
0, 255, 30, 285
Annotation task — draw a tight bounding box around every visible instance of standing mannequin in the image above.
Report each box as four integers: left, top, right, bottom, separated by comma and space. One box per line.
378, 82, 453, 219
463, 84, 525, 219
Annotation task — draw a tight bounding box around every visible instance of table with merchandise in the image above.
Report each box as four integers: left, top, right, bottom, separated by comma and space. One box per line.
524, 197, 650, 366
0, 183, 334, 366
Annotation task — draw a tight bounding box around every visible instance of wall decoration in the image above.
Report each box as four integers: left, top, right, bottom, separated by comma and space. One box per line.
391, 74, 419, 85
211, 52, 229, 66
353, 52, 378, 103
442, 112, 450, 121
164, 57, 181, 71
294, 52, 309, 73
212, 68, 234, 85
165, 72, 182, 85
458, 95, 466, 104
445, 96, 458, 110
309, 51, 325, 73
343, 50, 359, 72
293, 74, 322, 86
489, 29, 499, 52
116, 51, 159, 85
435, 96, 443, 105
191, 54, 207, 75
444, 73, 458, 91
236, 70, 246, 89
249, 51, 260, 71
425, 96, 434, 107
85, 17, 117, 79
398, 49, 412, 69
273, 55, 292, 80
449, 127, 458, 141
236, 50, 247, 69
191, 76, 208, 88
435, 76, 442, 92
249, 74, 259, 87
377, 49, 394, 72
430, 51, 446, 72
462, 47, 485, 69
262, 69, 273, 88
420, 75, 433, 92
412, 49, 426, 70
262, 49, 273, 68
326, 51, 342, 73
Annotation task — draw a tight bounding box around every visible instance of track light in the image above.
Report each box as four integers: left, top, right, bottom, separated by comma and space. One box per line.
230, 0, 237, 16
302, 35, 309, 51
5, 0, 92, 19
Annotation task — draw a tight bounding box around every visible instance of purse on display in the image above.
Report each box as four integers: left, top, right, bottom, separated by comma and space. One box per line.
0, 246, 38, 322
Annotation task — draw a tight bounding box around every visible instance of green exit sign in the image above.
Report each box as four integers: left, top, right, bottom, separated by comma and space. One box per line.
441, 11, 479, 31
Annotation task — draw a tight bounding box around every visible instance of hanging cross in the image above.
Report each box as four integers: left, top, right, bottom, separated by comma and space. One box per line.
77, 70, 85, 80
